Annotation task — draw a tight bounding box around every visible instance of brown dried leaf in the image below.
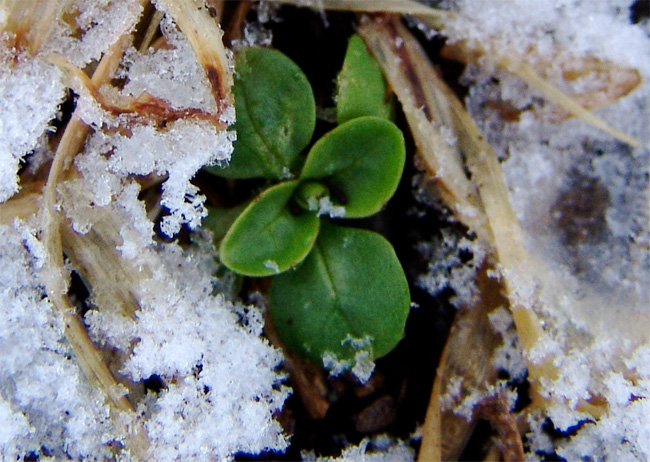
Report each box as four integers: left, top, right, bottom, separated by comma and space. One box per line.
358, 15, 492, 244
442, 43, 642, 123
474, 393, 525, 462
162, 0, 234, 112
418, 265, 508, 462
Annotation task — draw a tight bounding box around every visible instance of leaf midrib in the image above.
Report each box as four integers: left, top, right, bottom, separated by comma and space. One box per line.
314, 238, 362, 340
240, 77, 288, 178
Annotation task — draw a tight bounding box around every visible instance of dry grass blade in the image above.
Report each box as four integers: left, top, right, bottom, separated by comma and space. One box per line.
59, 186, 145, 321
33, 3, 234, 456
474, 393, 525, 462
37, 32, 151, 458
369, 13, 617, 431
0, 187, 42, 224
418, 265, 509, 461
138, 8, 165, 53
29, 3, 237, 457
223, 1, 253, 45
359, 15, 586, 459
1, 0, 62, 55
358, 15, 492, 245
498, 55, 642, 148
441, 44, 642, 123
437, 56, 562, 405
270, 0, 451, 20
366, 14, 552, 384
52, 54, 228, 128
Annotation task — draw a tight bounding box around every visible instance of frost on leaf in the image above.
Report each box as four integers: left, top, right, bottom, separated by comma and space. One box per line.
322, 335, 376, 384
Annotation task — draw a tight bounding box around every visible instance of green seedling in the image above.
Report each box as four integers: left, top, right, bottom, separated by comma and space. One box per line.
219, 181, 320, 277
270, 222, 409, 363
206, 36, 410, 370
336, 34, 395, 124
207, 47, 315, 179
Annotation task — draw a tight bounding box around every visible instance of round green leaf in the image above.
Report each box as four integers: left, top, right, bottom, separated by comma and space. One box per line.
269, 222, 410, 365
219, 181, 319, 276
300, 116, 405, 218
336, 34, 394, 124
208, 47, 316, 179
204, 201, 250, 244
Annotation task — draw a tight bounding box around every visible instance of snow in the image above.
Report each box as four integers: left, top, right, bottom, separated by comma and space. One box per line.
0, 222, 117, 460
443, 0, 650, 73
264, 259, 281, 273
416, 228, 486, 308
0, 1, 286, 460
488, 307, 527, 381
0, 395, 33, 456
73, 154, 289, 460
105, 119, 235, 236
118, 17, 220, 116
230, 1, 278, 51
304, 434, 415, 462
308, 195, 347, 218
72, 15, 237, 237
0, 58, 66, 203
422, 0, 650, 459
323, 335, 377, 384
43, 0, 145, 68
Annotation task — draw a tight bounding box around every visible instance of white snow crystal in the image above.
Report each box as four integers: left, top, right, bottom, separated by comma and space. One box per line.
43, 0, 145, 68
107, 120, 235, 236
264, 259, 281, 273
119, 17, 219, 115
0, 59, 65, 202
304, 434, 415, 462
122, 237, 290, 460
416, 228, 486, 308
450, 0, 650, 458
0, 222, 117, 460
322, 335, 377, 384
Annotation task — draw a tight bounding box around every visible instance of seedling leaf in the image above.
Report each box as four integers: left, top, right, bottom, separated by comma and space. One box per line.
300, 116, 405, 218
208, 47, 316, 179
204, 201, 250, 243
219, 181, 319, 276
269, 222, 410, 364
336, 34, 394, 124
